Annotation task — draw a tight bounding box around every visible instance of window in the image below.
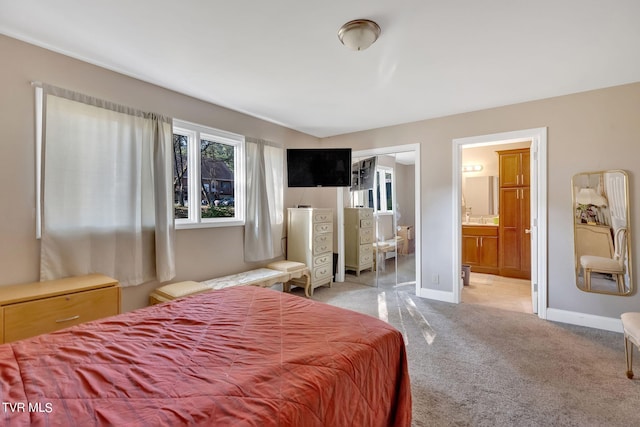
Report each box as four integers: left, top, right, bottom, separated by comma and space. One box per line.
173, 119, 244, 228
367, 166, 394, 214
351, 164, 394, 214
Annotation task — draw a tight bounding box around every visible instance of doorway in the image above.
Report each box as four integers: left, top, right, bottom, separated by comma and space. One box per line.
452, 128, 548, 319
336, 144, 421, 296
461, 141, 531, 313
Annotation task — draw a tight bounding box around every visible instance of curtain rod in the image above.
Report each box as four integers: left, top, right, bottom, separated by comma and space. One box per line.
28, 81, 171, 122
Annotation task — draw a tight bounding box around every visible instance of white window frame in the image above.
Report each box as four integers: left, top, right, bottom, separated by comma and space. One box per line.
351, 165, 395, 215
372, 165, 394, 215
173, 119, 245, 229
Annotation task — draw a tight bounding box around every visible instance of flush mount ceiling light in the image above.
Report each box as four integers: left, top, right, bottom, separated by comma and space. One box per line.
337, 19, 381, 51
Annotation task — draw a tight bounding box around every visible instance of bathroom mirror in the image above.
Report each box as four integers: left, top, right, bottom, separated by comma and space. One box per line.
572, 170, 633, 295
463, 175, 499, 222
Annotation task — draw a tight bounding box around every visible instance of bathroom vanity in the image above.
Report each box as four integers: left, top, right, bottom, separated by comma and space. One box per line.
462, 224, 499, 274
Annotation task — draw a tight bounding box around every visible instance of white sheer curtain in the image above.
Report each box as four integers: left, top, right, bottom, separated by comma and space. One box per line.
39, 84, 175, 286
244, 137, 284, 262
604, 172, 627, 231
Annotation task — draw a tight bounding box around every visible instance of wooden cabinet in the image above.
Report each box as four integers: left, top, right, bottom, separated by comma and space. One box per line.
344, 207, 374, 276
287, 208, 334, 294
0, 274, 120, 343
497, 148, 531, 279
498, 148, 530, 187
462, 225, 499, 274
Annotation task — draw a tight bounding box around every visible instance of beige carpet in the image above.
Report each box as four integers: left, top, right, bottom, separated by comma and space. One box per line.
295, 273, 639, 426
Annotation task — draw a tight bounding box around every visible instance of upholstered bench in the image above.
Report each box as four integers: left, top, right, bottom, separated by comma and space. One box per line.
149, 260, 310, 305
621, 312, 640, 379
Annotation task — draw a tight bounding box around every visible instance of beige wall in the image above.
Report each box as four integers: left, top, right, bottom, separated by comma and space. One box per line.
3, 34, 640, 320
323, 82, 640, 319
396, 163, 415, 228
0, 35, 319, 312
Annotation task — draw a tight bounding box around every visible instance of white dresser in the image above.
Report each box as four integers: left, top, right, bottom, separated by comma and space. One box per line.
344, 207, 374, 276
287, 208, 333, 295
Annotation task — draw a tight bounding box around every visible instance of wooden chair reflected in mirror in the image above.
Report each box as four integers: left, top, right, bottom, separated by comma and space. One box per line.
572, 170, 633, 296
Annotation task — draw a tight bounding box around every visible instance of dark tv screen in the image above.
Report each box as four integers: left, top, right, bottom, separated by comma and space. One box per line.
287, 148, 352, 187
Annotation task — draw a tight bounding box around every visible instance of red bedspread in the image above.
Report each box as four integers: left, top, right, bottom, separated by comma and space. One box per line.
0, 286, 411, 426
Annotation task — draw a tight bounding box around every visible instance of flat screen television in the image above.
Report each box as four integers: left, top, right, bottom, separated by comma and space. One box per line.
287, 148, 352, 187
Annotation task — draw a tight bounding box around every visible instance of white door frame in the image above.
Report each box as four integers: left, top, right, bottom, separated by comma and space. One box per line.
452, 128, 548, 319
336, 143, 421, 297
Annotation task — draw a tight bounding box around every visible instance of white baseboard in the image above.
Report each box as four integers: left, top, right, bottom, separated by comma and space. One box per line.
546, 308, 623, 333
417, 287, 456, 303
416, 290, 623, 333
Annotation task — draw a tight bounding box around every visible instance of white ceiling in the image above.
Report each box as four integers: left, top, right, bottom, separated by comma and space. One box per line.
1, 0, 639, 138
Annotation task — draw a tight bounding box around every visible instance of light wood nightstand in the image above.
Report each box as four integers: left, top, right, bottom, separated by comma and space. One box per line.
0, 274, 121, 343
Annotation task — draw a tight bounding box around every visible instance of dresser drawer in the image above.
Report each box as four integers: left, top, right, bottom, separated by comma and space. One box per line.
312, 211, 332, 223
313, 233, 332, 255
360, 243, 373, 255
313, 242, 332, 255
313, 253, 332, 267
313, 264, 333, 281
313, 233, 332, 245
360, 228, 374, 244
359, 252, 374, 265
358, 209, 373, 220
360, 219, 373, 228
313, 222, 332, 234
3, 286, 119, 342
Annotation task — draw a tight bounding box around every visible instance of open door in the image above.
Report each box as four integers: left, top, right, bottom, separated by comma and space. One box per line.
529, 142, 539, 313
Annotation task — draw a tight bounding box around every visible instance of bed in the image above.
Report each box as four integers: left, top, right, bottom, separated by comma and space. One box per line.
0, 286, 411, 426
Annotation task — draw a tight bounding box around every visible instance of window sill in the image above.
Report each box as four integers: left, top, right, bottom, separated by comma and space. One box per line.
175, 219, 245, 230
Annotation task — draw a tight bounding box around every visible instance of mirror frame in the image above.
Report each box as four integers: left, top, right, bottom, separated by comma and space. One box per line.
572, 169, 633, 296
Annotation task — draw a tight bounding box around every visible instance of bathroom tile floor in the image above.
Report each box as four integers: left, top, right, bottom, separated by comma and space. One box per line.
461, 272, 533, 314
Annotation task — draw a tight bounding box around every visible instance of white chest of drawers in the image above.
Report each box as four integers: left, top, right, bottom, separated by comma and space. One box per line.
287, 208, 333, 295
344, 207, 374, 276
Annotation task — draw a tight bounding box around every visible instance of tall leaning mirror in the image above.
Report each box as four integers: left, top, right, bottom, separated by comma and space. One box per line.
572, 170, 633, 295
